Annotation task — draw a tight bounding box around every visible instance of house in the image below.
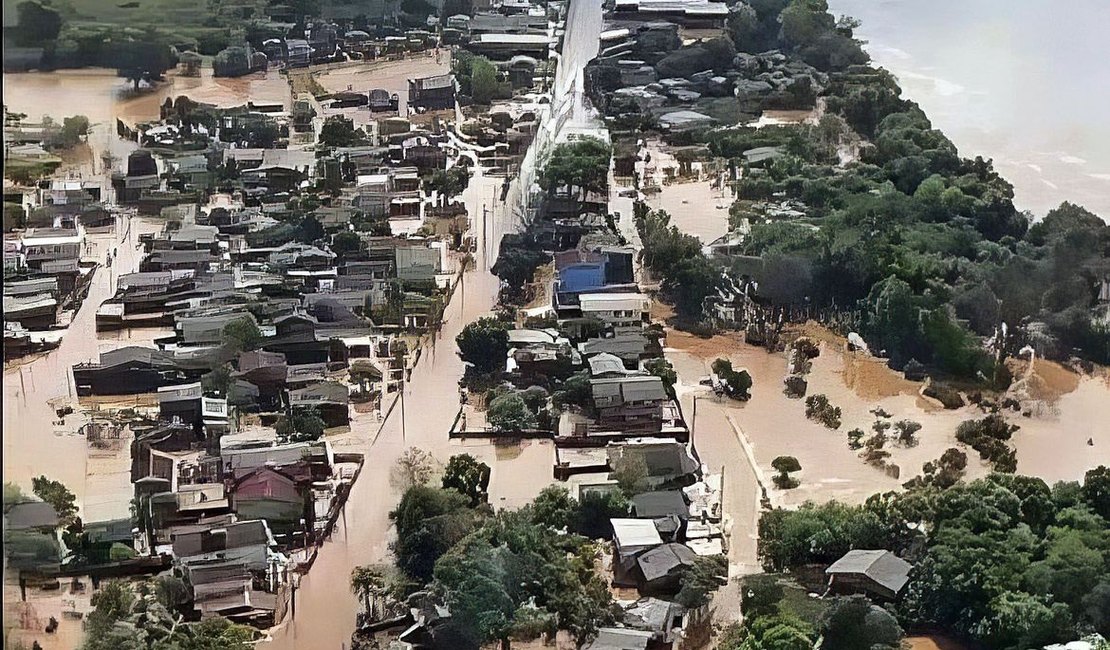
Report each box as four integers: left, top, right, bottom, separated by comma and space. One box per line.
408, 74, 457, 111
468, 32, 553, 59
395, 244, 442, 283
4, 501, 63, 570
591, 375, 667, 433
635, 543, 697, 593
582, 628, 653, 650
630, 490, 689, 521
172, 519, 276, 572
3, 292, 57, 329
73, 346, 184, 396
579, 333, 658, 369
228, 465, 316, 540
286, 39, 313, 66
611, 518, 663, 581
621, 598, 686, 645
369, 89, 400, 112
825, 550, 913, 601
578, 292, 650, 333
289, 381, 350, 427
607, 439, 699, 488
18, 226, 83, 273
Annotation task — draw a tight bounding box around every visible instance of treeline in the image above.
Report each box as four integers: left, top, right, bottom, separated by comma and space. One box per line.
758, 467, 1110, 649
632, 0, 1109, 380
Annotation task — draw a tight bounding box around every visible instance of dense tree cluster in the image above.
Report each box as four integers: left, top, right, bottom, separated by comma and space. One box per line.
647, 0, 1110, 377
757, 470, 1110, 647
82, 578, 256, 649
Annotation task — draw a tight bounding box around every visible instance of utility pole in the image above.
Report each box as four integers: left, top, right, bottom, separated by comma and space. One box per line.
399, 377, 407, 442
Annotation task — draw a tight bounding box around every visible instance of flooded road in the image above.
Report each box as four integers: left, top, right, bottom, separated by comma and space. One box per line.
3, 216, 163, 522
268, 164, 553, 649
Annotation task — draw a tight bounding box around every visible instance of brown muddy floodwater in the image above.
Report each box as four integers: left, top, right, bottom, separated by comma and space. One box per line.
665, 325, 1110, 509
3, 67, 291, 176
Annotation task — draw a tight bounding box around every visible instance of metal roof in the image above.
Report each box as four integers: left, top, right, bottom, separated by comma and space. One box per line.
826, 549, 912, 595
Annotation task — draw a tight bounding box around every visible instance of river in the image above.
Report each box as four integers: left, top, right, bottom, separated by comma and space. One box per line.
829, 0, 1110, 219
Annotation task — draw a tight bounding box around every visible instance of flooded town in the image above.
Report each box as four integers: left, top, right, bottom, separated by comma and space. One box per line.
3, 1, 1109, 650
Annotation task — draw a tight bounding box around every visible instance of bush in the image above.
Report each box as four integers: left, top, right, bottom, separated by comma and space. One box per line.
956, 414, 1019, 472
713, 358, 753, 400
487, 393, 538, 433
772, 456, 802, 489
804, 394, 841, 429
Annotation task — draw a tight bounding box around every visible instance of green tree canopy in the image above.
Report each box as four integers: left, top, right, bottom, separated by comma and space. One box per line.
456, 317, 510, 373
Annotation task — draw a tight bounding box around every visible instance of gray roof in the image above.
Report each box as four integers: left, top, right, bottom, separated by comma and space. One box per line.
5, 501, 60, 530
98, 346, 175, 369
588, 352, 632, 377
583, 627, 653, 650
826, 550, 912, 595
631, 491, 688, 519
636, 543, 697, 582
591, 376, 665, 405
622, 597, 684, 633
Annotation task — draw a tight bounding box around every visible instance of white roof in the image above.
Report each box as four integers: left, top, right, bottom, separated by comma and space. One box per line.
475, 33, 552, 45
611, 518, 662, 549
579, 292, 650, 312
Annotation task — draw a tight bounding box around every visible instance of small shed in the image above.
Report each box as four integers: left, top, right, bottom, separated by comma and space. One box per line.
825, 549, 912, 601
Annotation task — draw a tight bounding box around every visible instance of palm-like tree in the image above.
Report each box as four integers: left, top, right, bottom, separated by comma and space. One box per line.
350, 566, 387, 624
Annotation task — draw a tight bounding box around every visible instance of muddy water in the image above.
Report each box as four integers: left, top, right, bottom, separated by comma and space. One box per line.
3, 218, 164, 520
314, 54, 449, 116
267, 166, 552, 650
667, 327, 1110, 509
3, 67, 291, 177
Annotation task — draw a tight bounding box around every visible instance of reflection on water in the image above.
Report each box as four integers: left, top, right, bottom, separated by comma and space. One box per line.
830, 0, 1110, 219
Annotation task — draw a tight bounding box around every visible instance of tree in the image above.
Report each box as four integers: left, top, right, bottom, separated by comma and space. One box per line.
487, 392, 538, 433
456, 317, 510, 373
442, 454, 491, 505
530, 485, 575, 530
540, 137, 612, 203
392, 447, 436, 490
664, 255, 722, 321
570, 490, 628, 539
819, 595, 903, 650
470, 56, 500, 105
893, 420, 921, 446
771, 456, 801, 489
31, 476, 77, 525
4, 482, 29, 511
4, 202, 27, 232
390, 485, 481, 581
612, 453, 649, 495
15, 1, 62, 46
287, 408, 326, 442
491, 247, 549, 299
675, 554, 728, 609
113, 35, 177, 90
712, 358, 753, 400
351, 566, 387, 620
441, 0, 474, 16
221, 317, 263, 353
643, 358, 678, 396
319, 116, 369, 148
297, 214, 326, 243
1082, 466, 1110, 519
212, 46, 251, 78
423, 167, 471, 206
553, 370, 593, 411
331, 231, 363, 256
